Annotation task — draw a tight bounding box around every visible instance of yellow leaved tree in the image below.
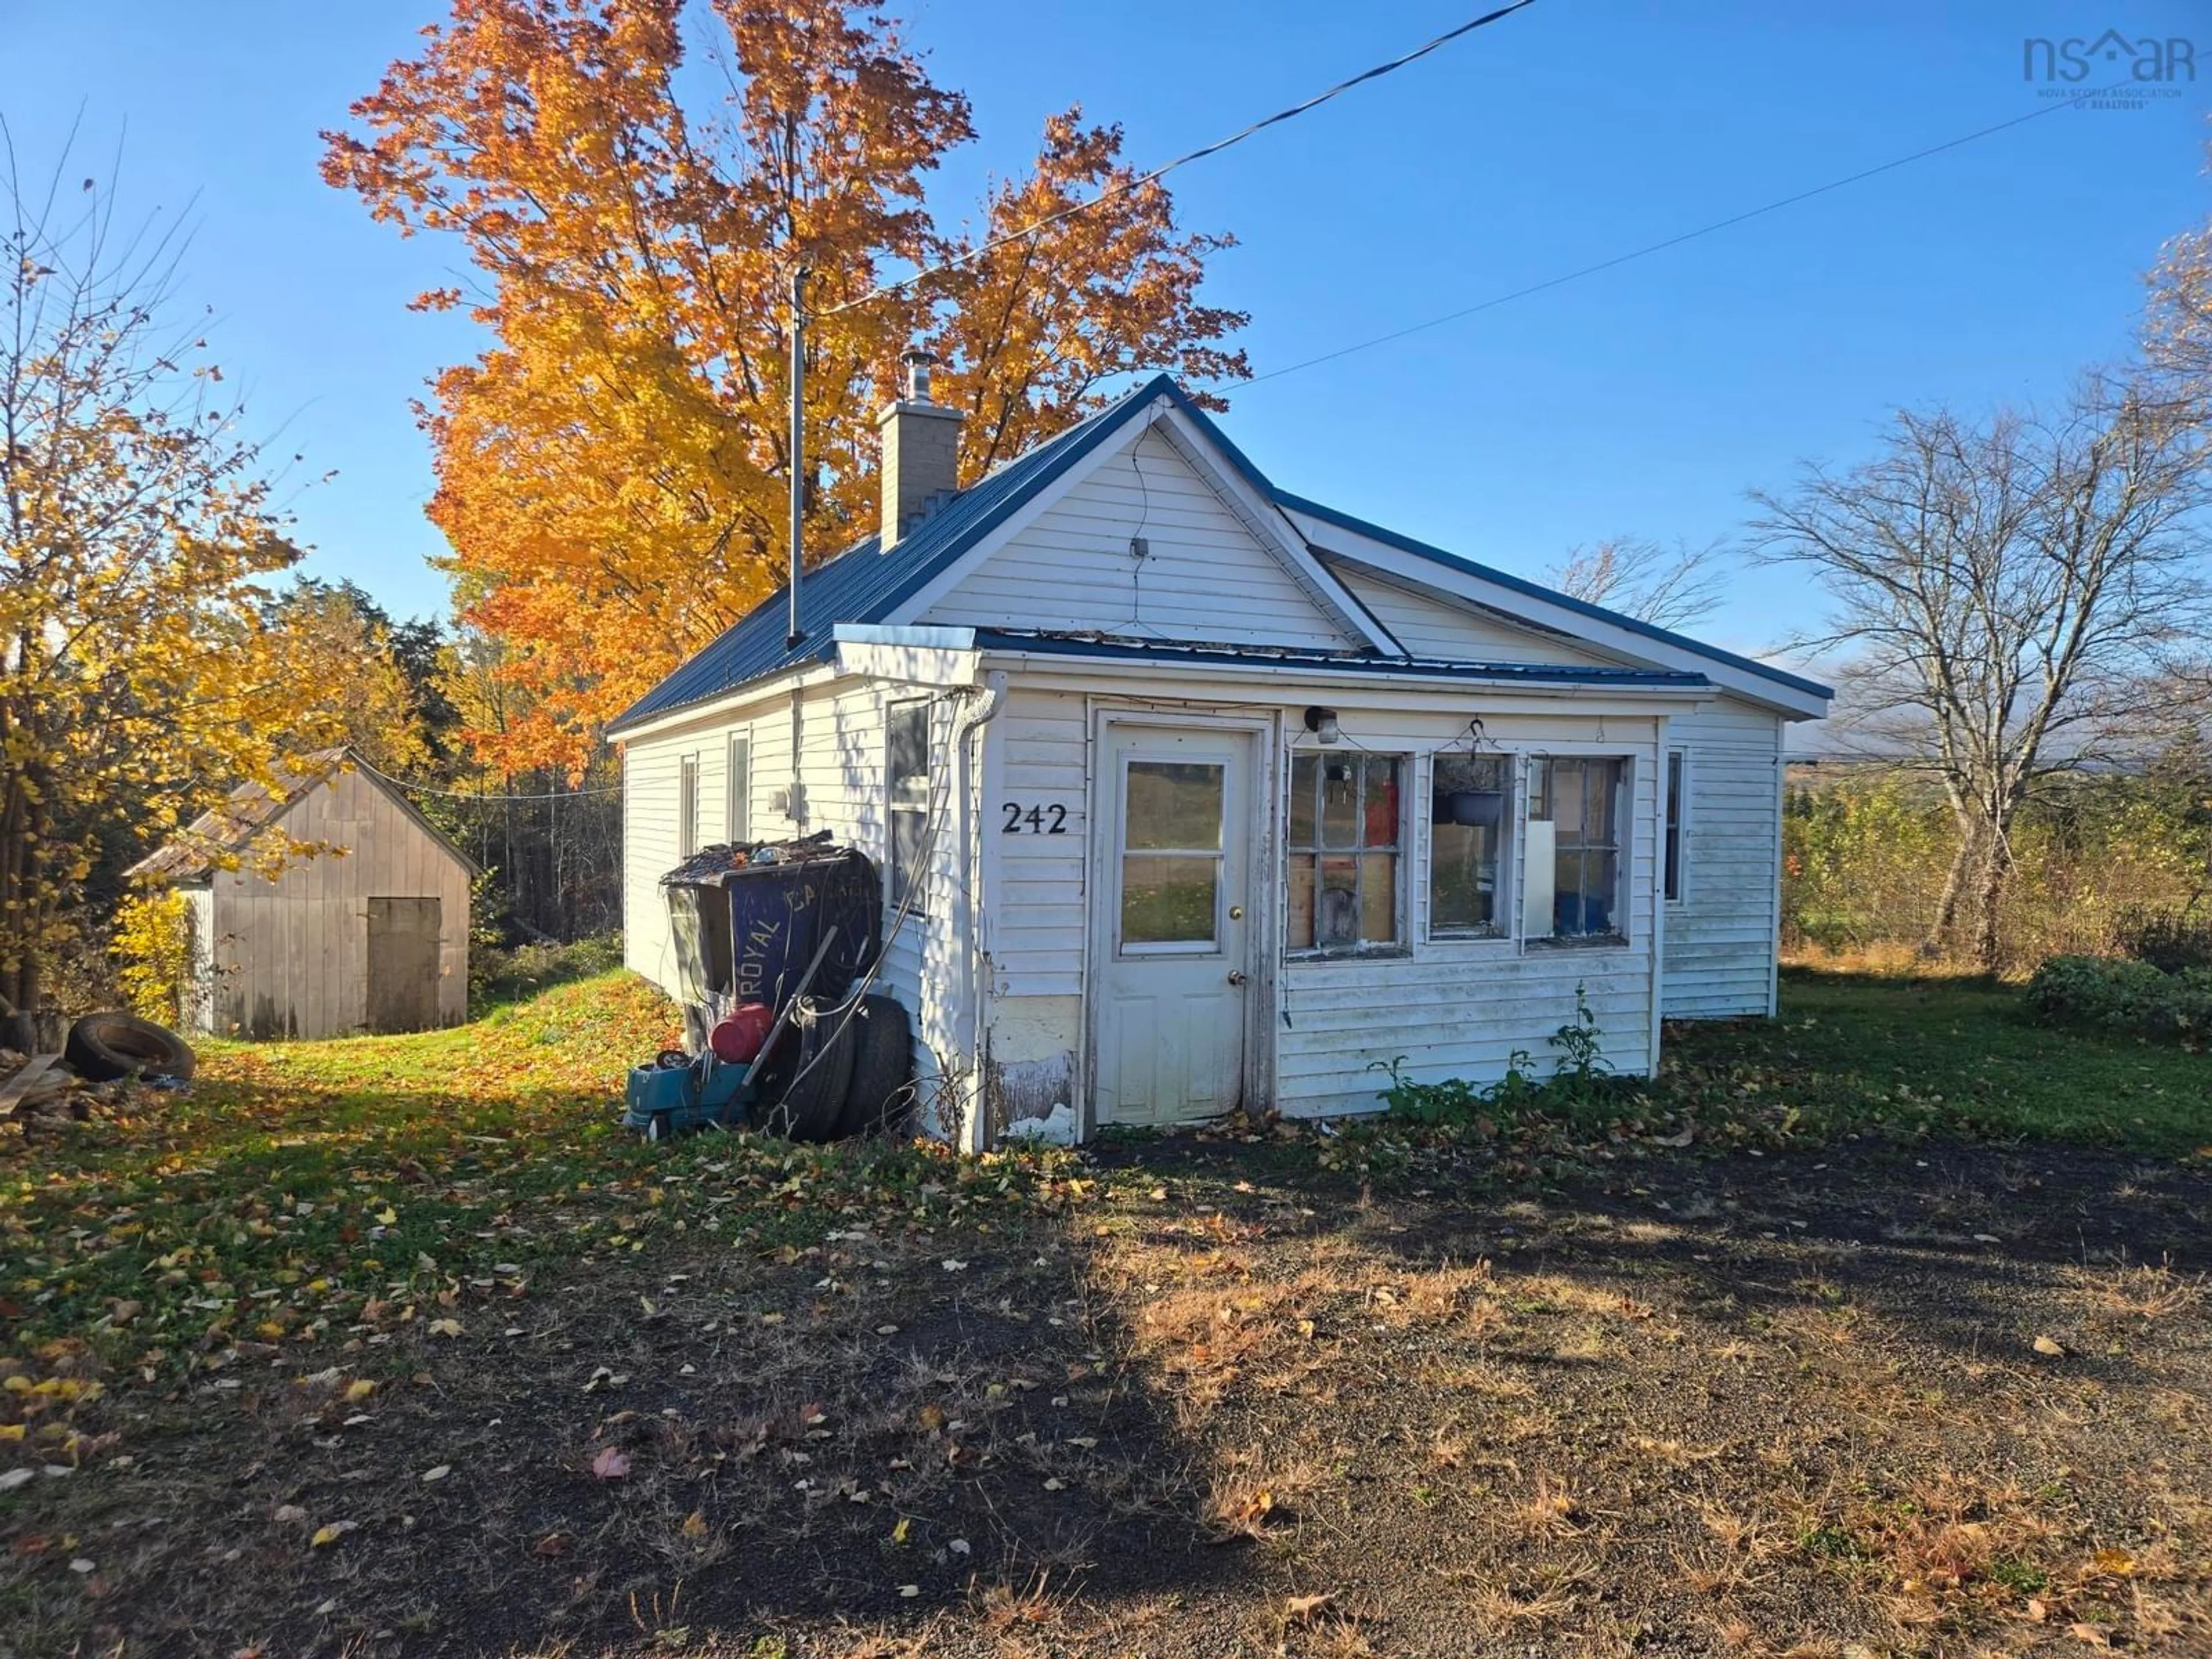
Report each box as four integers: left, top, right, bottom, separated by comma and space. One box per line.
1, 139, 348, 1012
323, 0, 1248, 772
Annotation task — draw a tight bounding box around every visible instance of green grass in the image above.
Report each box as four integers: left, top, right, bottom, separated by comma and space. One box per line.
1664, 968, 2212, 1153
0, 971, 1093, 1382
5, 965, 2202, 1399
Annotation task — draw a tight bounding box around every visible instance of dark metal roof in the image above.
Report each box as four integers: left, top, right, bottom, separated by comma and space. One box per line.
609, 377, 1183, 733
970, 630, 1713, 688
1275, 491, 1834, 702
609, 372, 1830, 734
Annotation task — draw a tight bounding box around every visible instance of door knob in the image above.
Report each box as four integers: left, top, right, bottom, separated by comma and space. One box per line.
1226, 969, 1248, 986
1228, 905, 1244, 920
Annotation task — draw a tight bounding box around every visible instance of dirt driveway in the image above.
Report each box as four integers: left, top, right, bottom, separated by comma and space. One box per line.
6, 1132, 2209, 1658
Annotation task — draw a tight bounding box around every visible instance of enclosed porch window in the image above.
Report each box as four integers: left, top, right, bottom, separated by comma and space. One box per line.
1429, 752, 1512, 939
1527, 756, 1625, 941
1286, 753, 1403, 955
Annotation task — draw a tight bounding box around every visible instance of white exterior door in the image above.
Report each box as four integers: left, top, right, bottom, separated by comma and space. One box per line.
1094, 724, 1253, 1125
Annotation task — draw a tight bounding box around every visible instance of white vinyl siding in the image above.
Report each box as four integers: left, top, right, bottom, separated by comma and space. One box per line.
1278, 713, 1661, 1116
964, 690, 1665, 1125
1660, 697, 1787, 1018
1327, 566, 1626, 668
622, 678, 969, 1116
725, 733, 751, 845
921, 427, 1355, 650
678, 754, 700, 859
987, 687, 1090, 998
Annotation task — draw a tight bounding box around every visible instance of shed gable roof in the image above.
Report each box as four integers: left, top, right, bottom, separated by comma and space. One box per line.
126, 748, 481, 884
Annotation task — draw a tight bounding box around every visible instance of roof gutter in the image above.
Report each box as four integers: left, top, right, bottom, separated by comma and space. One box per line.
973, 646, 1714, 707
605, 658, 838, 744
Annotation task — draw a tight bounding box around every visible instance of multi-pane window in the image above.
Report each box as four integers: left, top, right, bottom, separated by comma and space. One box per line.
678, 753, 700, 859
1531, 757, 1624, 940
726, 733, 752, 846
1286, 753, 1402, 954
1429, 752, 1511, 938
1663, 749, 1685, 903
887, 700, 930, 912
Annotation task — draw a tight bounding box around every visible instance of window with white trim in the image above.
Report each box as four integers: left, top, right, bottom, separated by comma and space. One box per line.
1287, 752, 1403, 955
1528, 756, 1625, 941
678, 753, 700, 859
887, 699, 930, 914
726, 733, 752, 846
1429, 752, 1512, 940
1663, 749, 1685, 903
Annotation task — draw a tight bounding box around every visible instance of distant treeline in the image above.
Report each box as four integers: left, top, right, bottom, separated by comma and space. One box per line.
1783, 743, 2212, 975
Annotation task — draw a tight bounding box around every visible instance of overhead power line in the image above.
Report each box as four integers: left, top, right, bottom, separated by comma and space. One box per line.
823, 0, 1541, 317
352, 754, 621, 802
1242, 80, 2134, 388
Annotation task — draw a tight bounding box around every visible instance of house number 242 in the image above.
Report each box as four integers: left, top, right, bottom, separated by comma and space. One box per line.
1001, 802, 1069, 834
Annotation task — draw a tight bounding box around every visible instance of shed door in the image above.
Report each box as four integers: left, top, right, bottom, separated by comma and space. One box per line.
1094, 726, 1253, 1125
366, 897, 442, 1034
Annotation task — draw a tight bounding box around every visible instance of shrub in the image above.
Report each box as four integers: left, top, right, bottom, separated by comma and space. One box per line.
2024, 954, 2212, 1044
111, 889, 195, 1025
1374, 983, 1626, 1124
2113, 906, 2212, 975
472, 933, 625, 1012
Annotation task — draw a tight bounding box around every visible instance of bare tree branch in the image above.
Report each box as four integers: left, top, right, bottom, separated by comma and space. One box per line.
1749, 376, 2212, 968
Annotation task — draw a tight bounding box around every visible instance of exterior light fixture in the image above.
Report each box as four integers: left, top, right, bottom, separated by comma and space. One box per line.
1303, 706, 1341, 745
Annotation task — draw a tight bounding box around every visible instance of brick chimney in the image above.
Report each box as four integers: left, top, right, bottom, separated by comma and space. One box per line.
876, 348, 964, 549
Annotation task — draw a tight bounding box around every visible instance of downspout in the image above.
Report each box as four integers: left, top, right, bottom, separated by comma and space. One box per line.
952, 669, 1008, 1153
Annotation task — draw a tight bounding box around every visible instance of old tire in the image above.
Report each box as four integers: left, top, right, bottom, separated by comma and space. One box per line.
836, 997, 913, 1138
759, 996, 856, 1144
64, 1013, 196, 1082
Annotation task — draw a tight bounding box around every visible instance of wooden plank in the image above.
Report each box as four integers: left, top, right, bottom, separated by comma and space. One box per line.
0, 1055, 66, 1119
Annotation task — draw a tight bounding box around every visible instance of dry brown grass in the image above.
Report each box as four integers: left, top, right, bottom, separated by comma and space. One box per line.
2074, 1260, 2207, 1324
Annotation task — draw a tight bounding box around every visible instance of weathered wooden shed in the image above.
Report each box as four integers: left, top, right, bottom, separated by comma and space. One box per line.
126, 748, 476, 1039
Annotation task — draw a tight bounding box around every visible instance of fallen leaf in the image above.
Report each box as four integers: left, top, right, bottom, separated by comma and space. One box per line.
681, 1509, 707, 1539
899, 1584, 920, 1599
273, 1504, 307, 1524
1286, 1592, 1334, 1622
309, 1522, 355, 1548
590, 1446, 631, 1480
2027, 1597, 2049, 1622
428, 1318, 463, 1338
421, 1464, 450, 1483
533, 1532, 570, 1558
890, 1516, 911, 1546
2090, 1548, 2137, 1577
2033, 1335, 2067, 1358
343, 1380, 376, 1402
941, 1259, 968, 1272
2070, 1624, 2111, 1647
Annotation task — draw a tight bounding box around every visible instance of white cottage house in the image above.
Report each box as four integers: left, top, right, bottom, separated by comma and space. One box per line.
611, 366, 1830, 1147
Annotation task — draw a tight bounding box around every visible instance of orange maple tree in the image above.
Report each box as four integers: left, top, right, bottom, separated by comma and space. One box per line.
324, 0, 1248, 769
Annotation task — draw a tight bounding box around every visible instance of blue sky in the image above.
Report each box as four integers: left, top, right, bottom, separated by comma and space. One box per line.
3, 0, 2207, 668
